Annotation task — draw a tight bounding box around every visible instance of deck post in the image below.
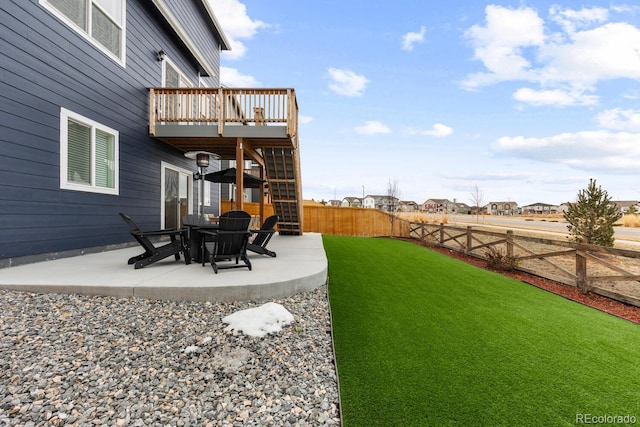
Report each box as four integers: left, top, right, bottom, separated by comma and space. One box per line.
576, 238, 588, 293
235, 138, 245, 211
149, 88, 156, 136
217, 87, 224, 136
259, 166, 265, 222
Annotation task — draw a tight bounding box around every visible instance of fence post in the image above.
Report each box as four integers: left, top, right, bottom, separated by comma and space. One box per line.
506, 230, 513, 258
439, 223, 444, 246
466, 226, 472, 254
421, 221, 425, 241
575, 238, 588, 293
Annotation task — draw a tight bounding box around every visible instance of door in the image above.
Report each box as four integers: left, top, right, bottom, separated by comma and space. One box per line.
162, 162, 193, 229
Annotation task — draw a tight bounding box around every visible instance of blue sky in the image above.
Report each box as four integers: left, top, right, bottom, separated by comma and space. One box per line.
209, 0, 640, 206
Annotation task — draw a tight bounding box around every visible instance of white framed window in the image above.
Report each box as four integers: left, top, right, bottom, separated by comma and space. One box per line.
162, 58, 193, 87
40, 0, 126, 65
60, 108, 119, 195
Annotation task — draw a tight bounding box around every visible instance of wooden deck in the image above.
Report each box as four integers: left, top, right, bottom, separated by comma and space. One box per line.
149, 87, 303, 234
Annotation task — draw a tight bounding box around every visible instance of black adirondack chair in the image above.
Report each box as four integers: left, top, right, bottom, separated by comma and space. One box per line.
119, 213, 190, 269
247, 215, 279, 257
200, 210, 252, 273
181, 214, 215, 264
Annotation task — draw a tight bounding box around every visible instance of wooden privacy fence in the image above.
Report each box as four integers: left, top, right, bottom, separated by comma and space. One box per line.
410, 222, 640, 307
220, 202, 411, 236
303, 205, 410, 237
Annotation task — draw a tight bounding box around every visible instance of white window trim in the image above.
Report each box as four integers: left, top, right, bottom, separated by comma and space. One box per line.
160, 162, 194, 228
40, 0, 127, 67
60, 108, 119, 195
162, 57, 193, 87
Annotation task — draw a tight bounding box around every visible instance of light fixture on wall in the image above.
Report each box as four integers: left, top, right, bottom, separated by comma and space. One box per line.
157, 49, 166, 61
185, 151, 219, 216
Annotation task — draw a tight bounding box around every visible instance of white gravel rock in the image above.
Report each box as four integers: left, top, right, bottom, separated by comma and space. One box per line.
0, 285, 341, 425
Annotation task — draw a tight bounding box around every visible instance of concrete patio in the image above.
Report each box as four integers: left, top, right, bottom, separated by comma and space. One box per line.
0, 233, 327, 302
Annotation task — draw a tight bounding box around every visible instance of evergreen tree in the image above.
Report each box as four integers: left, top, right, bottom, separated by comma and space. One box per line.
563, 179, 621, 247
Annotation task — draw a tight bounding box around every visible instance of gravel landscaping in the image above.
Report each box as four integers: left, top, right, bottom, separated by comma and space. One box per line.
0, 285, 340, 426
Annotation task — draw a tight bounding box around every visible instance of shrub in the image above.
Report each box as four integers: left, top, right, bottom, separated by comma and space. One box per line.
484, 247, 518, 271
622, 214, 640, 228
563, 179, 621, 247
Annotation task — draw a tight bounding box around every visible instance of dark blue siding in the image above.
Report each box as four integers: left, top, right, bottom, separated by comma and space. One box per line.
163, 0, 222, 82
0, 0, 222, 261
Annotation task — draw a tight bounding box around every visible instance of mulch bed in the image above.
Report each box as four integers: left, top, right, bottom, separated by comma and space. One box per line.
400, 238, 640, 324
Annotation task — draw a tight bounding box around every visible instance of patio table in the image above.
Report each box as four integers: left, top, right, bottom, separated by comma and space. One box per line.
183, 220, 219, 265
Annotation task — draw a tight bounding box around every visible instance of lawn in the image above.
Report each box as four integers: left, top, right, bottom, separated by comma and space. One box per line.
324, 235, 640, 426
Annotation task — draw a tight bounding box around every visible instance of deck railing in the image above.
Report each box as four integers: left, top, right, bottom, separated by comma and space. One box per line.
149, 87, 298, 137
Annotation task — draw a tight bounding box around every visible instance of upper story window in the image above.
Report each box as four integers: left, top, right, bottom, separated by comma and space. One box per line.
163, 59, 193, 87
60, 108, 119, 195
41, 0, 126, 64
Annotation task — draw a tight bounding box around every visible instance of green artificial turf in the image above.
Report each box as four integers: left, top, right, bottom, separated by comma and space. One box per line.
324, 235, 640, 427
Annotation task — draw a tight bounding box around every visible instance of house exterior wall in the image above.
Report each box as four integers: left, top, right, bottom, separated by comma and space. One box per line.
341, 197, 362, 207
521, 203, 558, 214
160, 0, 223, 77
398, 201, 418, 212
422, 199, 454, 213
486, 202, 518, 215
0, 0, 223, 262
363, 196, 376, 209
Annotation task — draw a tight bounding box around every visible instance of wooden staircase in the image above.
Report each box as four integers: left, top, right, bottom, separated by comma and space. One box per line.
264, 146, 303, 235
149, 88, 304, 234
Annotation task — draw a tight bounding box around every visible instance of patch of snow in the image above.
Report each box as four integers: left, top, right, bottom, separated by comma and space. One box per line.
223, 302, 294, 337
184, 345, 200, 354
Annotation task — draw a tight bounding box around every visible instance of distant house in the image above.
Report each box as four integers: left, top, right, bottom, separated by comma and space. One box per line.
521, 202, 559, 214
422, 199, 455, 213
327, 200, 342, 207
341, 197, 363, 207
454, 202, 472, 215
612, 201, 640, 214
363, 195, 399, 211
558, 200, 640, 215
398, 201, 419, 212
486, 201, 518, 215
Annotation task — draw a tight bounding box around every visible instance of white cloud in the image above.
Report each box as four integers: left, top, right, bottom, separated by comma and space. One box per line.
611, 4, 640, 14
463, 5, 640, 108
299, 115, 313, 124
401, 26, 426, 51
406, 123, 453, 137
494, 131, 640, 172
220, 66, 260, 86
327, 68, 370, 97
354, 121, 391, 135
463, 5, 545, 87
513, 87, 598, 106
539, 23, 640, 87
549, 6, 608, 33
208, 0, 269, 60
597, 108, 640, 131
